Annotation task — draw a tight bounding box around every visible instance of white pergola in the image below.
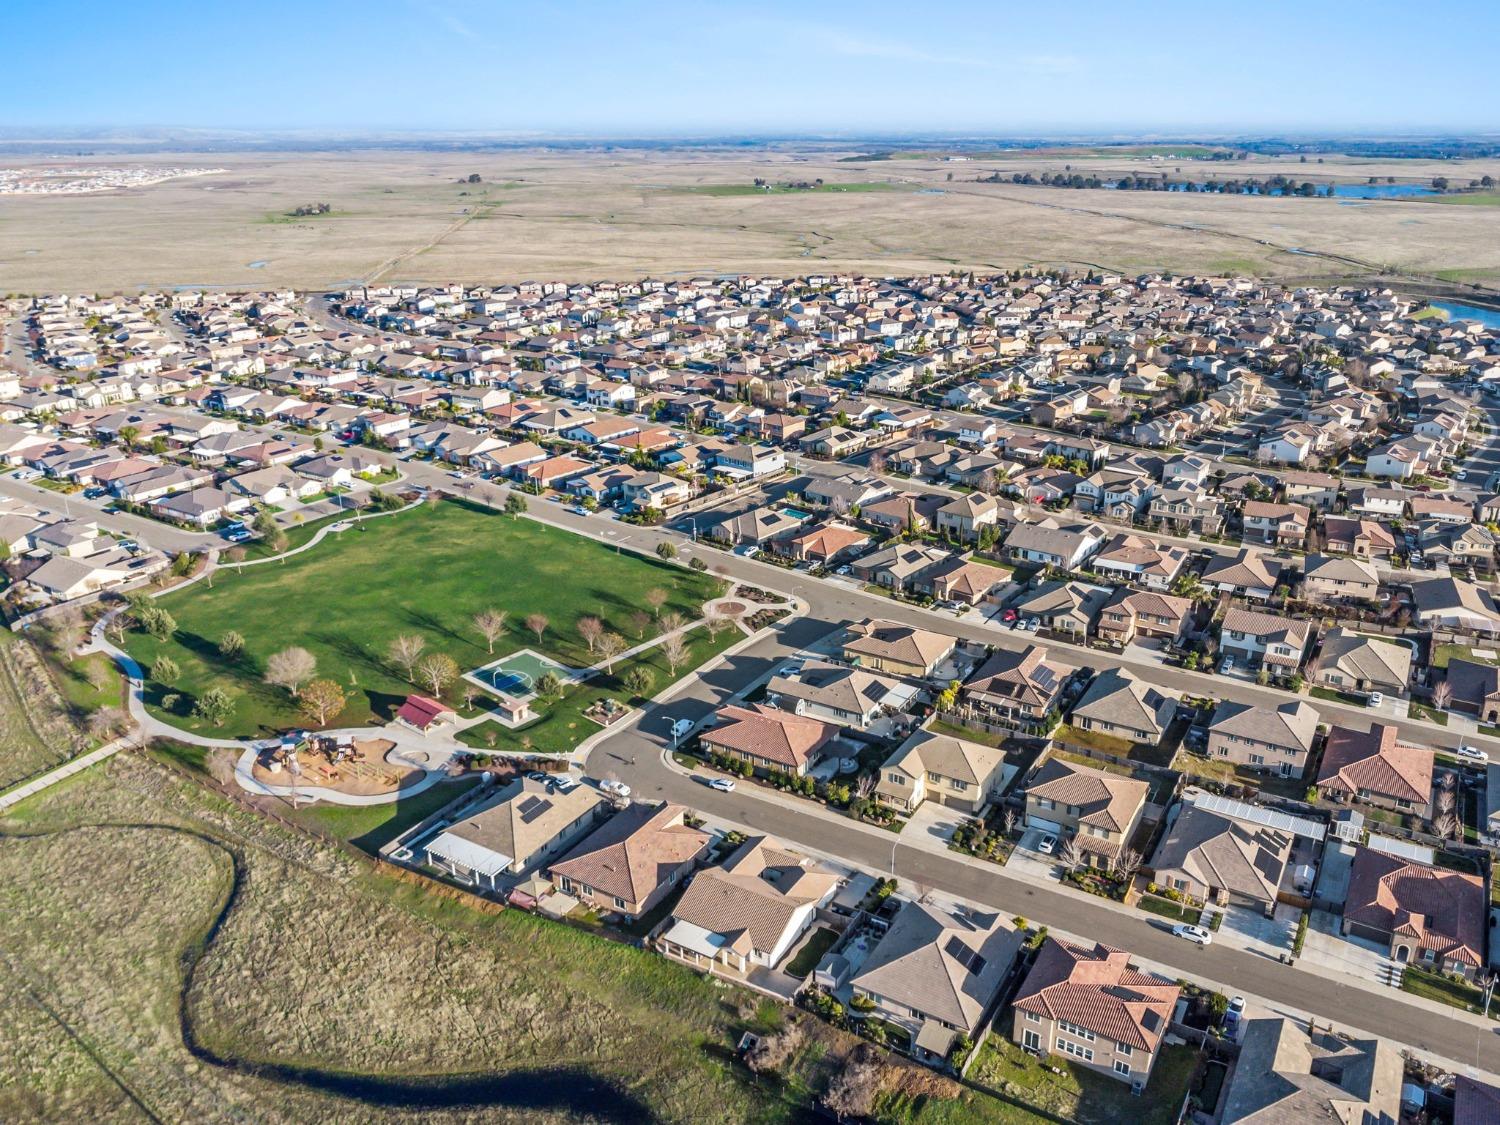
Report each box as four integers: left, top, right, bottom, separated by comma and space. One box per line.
424, 831, 513, 889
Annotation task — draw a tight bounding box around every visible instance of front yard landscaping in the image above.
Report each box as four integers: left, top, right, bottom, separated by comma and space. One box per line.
122, 501, 722, 738
967, 1037, 1197, 1125
1401, 966, 1492, 1016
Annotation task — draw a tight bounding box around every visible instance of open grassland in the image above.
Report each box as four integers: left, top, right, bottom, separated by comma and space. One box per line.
0, 753, 1024, 1124
122, 501, 719, 737
5, 147, 1500, 293
0, 630, 89, 792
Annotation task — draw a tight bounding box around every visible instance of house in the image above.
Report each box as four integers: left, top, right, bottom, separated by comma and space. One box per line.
961, 645, 1071, 729
1316, 723, 1433, 816
1090, 534, 1188, 591
842, 619, 956, 678
1313, 628, 1411, 696
1412, 576, 1500, 631
1218, 608, 1309, 673
1241, 500, 1310, 548
1022, 755, 1149, 865
915, 556, 1011, 606
1321, 517, 1396, 561
875, 727, 1013, 814
1069, 669, 1176, 745
798, 425, 867, 459
549, 801, 712, 921
1446, 658, 1500, 721
764, 660, 913, 730
1206, 700, 1320, 779
1095, 589, 1194, 647
1221, 1018, 1400, 1124
710, 505, 806, 547
656, 836, 837, 975
1011, 580, 1110, 639
1342, 848, 1484, 978
775, 521, 870, 566
1417, 520, 1496, 569
849, 901, 1022, 1056
698, 703, 836, 777
423, 776, 607, 887
935, 493, 1000, 544
1011, 939, 1180, 1085
850, 542, 949, 592
150, 486, 252, 528
1280, 470, 1342, 512
1148, 488, 1224, 536
1201, 549, 1283, 601
801, 472, 892, 511
620, 471, 690, 511
1148, 801, 1294, 915
1003, 518, 1107, 571
1455, 1075, 1500, 1125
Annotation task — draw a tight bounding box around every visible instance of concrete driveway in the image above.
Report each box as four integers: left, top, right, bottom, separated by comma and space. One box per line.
1218, 903, 1299, 961
900, 800, 968, 856
1008, 826, 1063, 881
1299, 910, 1403, 987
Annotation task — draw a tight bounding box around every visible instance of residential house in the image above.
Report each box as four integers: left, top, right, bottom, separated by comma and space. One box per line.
699, 703, 837, 777
935, 493, 1000, 544
1004, 518, 1107, 571
1012, 580, 1111, 640
1201, 549, 1283, 602
1022, 755, 1149, 865
1241, 500, 1310, 548
849, 901, 1022, 1058
1411, 576, 1500, 631
1148, 488, 1224, 536
764, 661, 912, 730
656, 836, 838, 975
1149, 801, 1294, 915
1321, 517, 1396, 561
1219, 608, 1309, 673
1313, 628, 1411, 696
1220, 1019, 1400, 1124
961, 645, 1070, 730
1302, 555, 1380, 603
1446, 658, 1500, 722
1315, 723, 1434, 816
915, 556, 1011, 606
1206, 699, 1320, 778
842, 619, 957, 678
1090, 534, 1188, 592
549, 801, 712, 921
422, 776, 607, 887
1011, 939, 1180, 1085
850, 542, 949, 592
1069, 669, 1177, 745
775, 521, 870, 567
875, 727, 1013, 814
1095, 589, 1194, 647
1342, 849, 1483, 978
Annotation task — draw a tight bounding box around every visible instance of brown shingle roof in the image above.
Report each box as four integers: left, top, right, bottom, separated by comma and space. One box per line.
549, 801, 709, 906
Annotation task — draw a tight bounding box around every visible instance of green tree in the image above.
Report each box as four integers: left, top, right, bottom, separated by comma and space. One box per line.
535, 670, 563, 699
624, 666, 655, 697
151, 655, 181, 686
193, 687, 234, 727
504, 493, 528, 518
145, 608, 176, 642
218, 630, 245, 661
655, 541, 677, 560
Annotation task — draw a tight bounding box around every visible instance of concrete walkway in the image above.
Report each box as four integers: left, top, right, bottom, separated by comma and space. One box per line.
0, 736, 132, 812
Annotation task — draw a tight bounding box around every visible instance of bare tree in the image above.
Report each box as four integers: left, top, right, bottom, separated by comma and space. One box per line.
660, 631, 689, 675
387, 633, 426, 681
745, 1021, 804, 1075
1001, 807, 1018, 837
598, 631, 626, 674
87, 706, 128, 742
821, 1046, 885, 1122
659, 610, 684, 636
1113, 846, 1143, 883
265, 646, 316, 698
1057, 835, 1082, 871
645, 588, 669, 619
1432, 678, 1453, 711
577, 615, 604, 654
415, 653, 459, 698
525, 613, 548, 645
473, 609, 507, 654
867, 451, 888, 476
629, 609, 652, 639
704, 612, 729, 638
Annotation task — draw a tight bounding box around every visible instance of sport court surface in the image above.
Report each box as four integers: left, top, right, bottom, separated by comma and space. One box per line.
466, 649, 583, 702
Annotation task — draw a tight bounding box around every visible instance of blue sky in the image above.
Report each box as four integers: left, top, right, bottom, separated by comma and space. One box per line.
4, 0, 1498, 135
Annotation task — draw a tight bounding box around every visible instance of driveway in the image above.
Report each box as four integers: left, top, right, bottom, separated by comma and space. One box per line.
900, 800, 968, 856
1217, 903, 1299, 961
1299, 910, 1403, 987
1008, 826, 1062, 881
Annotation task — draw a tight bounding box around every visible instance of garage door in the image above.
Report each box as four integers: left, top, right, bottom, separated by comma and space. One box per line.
1027, 814, 1062, 833
940, 792, 978, 814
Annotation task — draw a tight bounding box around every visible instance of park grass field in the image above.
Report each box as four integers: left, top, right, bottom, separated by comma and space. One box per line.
0, 751, 1018, 1124
122, 501, 721, 737
6, 147, 1500, 293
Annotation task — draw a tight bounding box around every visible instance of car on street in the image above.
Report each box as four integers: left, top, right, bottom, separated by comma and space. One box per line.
570, 505, 592, 516
599, 778, 631, 799
707, 776, 736, 792
1172, 923, 1213, 946
1457, 744, 1490, 764
1036, 834, 1057, 855
1366, 691, 1384, 709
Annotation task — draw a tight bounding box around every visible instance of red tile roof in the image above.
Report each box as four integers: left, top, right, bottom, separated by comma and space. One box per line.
1012, 939, 1179, 1052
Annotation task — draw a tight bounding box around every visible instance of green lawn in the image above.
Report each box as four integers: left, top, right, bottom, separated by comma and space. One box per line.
235, 509, 352, 560
1309, 685, 1364, 705
1434, 643, 1500, 670
287, 774, 483, 852
122, 501, 720, 738
456, 623, 743, 756
784, 927, 840, 979
968, 1038, 1197, 1125
1402, 966, 1491, 1015
1409, 702, 1450, 726
1428, 193, 1500, 207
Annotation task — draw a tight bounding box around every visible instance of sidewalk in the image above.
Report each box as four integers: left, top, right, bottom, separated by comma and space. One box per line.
0, 736, 131, 813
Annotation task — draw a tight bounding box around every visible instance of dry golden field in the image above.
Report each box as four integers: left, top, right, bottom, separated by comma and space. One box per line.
3, 147, 1500, 292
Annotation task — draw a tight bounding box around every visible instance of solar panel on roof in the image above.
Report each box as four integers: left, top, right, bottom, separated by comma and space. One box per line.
1033, 667, 1058, 691
517, 795, 553, 823
944, 936, 986, 975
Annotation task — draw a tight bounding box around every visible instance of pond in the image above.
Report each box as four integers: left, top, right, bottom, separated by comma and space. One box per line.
1431, 300, 1500, 330
1331, 183, 1438, 199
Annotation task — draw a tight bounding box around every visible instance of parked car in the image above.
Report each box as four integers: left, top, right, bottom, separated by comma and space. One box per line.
551, 774, 580, 793
1172, 923, 1213, 946
1036, 834, 1058, 855
1002, 608, 1018, 623
1219, 656, 1235, 674
83, 486, 108, 499
708, 776, 736, 793
525, 770, 550, 784
570, 505, 591, 516
1023, 618, 1040, 632
1225, 995, 1246, 1029
1366, 692, 1384, 709
599, 778, 631, 799
1457, 744, 1490, 764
